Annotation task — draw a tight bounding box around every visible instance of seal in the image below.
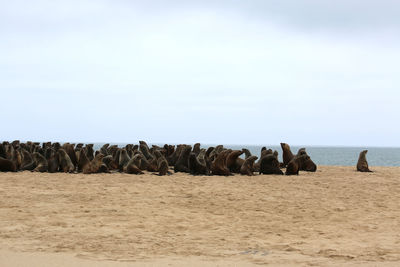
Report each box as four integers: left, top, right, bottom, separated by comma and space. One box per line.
240, 155, 258, 176
280, 143, 295, 167
118, 149, 131, 171
124, 154, 144, 174
226, 150, 244, 173
174, 145, 192, 173
0, 157, 16, 172
32, 152, 48, 172
286, 154, 316, 175
102, 155, 119, 170
139, 141, 154, 160
78, 148, 90, 172
46, 148, 59, 173
193, 143, 201, 156
83, 153, 106, 174
21, 149, 35, 171
357, 150, 372, 172
259, 154, 283, 175
188, 152, 208, 175
63, 143, 77, 168
211, 149, 232, 176
57, 148, 75, 173
157, 155, 170, 176
167, 144, 184, 166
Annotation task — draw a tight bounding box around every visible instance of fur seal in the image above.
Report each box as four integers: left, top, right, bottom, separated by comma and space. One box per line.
226, 150, 244, 173
240, 155, 258, 176
78, 148, 90, 172
58, 149, 75, 173
188, 152, 209, 175
156, 153, 170, 176
83, 153, 106, 174
32, 152, 48, 172
286, 154, 316, 175
193, 143, 201, 156
139, 141, 154, 160
174, 145, 192, 173
118, 149, 131, 171
357, 150, 372, 172
211, 149, 231, 176
124, 154, 144, 174
0, 157, 16, 172
21, 149, 35, 171
102, 155, 118, 170
280, 143, 295, 167
259, 154, 283, 175
46, 148, 59, 173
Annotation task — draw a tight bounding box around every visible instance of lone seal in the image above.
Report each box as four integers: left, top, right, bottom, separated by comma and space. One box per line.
357, 150, 372, 172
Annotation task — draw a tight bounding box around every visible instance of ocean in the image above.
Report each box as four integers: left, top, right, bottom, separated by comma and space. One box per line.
92, 143, 399, 167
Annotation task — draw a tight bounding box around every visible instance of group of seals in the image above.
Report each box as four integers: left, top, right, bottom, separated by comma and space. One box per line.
0, 140, 374, 175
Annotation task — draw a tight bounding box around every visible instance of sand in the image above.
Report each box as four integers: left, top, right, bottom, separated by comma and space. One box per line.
0, 166, 399, 266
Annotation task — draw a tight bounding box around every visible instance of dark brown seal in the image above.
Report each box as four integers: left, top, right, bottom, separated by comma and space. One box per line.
0, 157, 16, 172
21, 149, 35, 171
357, 150, 372, 172
240, 155, 258, 176
58, 149, 75, 173
211, 149, 231, 176
259, 154, 283, 175
174, 145, 192, 173
226, 150, 244, 173
280, 143, 295, 167
188, 152, 209, 175
124, 154, 144, 174
32, 152, 48, 172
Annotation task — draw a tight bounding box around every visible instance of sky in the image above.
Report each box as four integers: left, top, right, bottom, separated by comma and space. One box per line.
1, 0, 399, 146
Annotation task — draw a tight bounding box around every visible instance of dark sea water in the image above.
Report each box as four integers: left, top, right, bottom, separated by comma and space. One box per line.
93, 143, 399, 167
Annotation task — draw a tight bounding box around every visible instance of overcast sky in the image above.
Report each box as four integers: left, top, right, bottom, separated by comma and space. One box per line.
1, 0, 399, 146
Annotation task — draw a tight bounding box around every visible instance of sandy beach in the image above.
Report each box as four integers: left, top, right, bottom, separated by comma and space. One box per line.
0, 166, 399, 266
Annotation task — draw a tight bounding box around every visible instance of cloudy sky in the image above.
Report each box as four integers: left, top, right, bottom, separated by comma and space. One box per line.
1, 0, 399, 146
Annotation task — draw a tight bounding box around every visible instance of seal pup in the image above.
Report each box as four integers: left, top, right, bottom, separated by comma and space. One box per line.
357, 150, 372, 172
240, 155, 258, 176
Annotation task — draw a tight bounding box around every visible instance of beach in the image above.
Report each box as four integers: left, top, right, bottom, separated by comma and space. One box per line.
0, 166, 399, 266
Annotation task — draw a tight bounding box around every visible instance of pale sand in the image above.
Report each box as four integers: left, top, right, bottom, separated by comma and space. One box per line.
0, 166, 399, 266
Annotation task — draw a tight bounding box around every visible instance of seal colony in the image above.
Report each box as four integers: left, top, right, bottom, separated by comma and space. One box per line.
0, 140, 370, 174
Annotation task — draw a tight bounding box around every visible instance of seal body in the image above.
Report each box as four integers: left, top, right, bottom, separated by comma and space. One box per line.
357, 150, 372, 172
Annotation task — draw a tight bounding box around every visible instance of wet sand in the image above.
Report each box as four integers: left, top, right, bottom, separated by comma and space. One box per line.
0, 166, 399, 266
